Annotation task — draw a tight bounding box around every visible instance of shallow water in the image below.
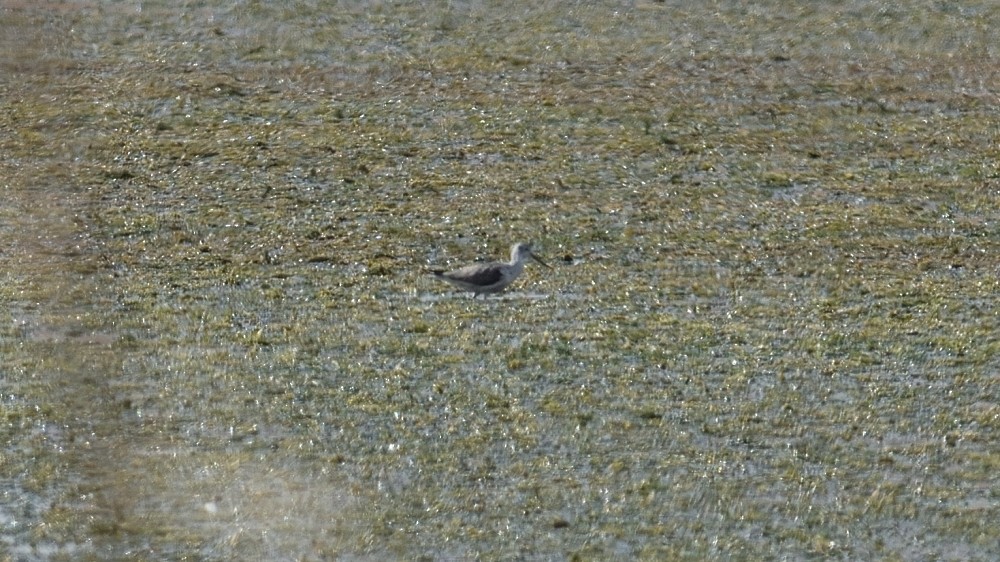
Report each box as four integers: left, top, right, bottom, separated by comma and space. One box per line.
3, 1, 1000, 560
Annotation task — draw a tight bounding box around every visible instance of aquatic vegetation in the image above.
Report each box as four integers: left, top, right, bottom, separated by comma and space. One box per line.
2, 1, 998, 560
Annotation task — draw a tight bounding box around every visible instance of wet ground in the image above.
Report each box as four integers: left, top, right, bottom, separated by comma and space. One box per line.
2, 1, 998, 560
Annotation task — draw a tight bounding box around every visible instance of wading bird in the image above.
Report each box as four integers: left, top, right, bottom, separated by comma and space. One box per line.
432, 242, 551, 298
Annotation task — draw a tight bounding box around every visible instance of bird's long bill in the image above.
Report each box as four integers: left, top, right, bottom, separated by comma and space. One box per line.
531, 254, 552, 269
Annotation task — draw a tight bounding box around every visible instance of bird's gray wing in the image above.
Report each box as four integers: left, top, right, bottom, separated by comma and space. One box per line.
446, 264, 504, 286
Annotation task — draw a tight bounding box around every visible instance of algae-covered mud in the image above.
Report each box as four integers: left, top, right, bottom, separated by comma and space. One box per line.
2, 1, 998, 560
